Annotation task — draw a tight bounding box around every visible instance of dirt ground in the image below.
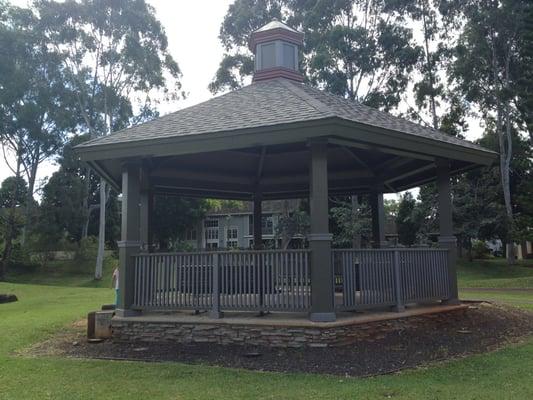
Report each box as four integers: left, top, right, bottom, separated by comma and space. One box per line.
25, 302, 533, 377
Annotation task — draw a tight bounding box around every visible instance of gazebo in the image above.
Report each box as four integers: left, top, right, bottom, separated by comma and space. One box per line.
76, 21, 496, 333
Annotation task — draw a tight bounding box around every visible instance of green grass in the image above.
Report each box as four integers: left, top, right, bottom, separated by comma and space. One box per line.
6, 256, 116, 288
460, 289, 533, 310
457, 258, 533, 288
1, 259, 533, 399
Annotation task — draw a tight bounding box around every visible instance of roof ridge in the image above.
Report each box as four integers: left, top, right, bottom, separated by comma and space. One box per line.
277, 79, 334, 118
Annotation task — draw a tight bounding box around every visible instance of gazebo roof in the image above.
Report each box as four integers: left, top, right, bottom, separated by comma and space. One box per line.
77, 77, 493, 161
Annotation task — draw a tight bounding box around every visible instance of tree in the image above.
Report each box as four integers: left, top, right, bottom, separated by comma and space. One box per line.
330, 196, 371, 248
0, 176, 28, 280
517, 1, 533, 144
450, 0, 528, 264
152, 196, 209, 251
38, 0, 183, 278
0, 3, 78, 246
396, 192, 423, 246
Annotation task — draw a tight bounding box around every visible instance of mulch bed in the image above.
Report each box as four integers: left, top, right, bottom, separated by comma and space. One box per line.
27, 303, 533, 377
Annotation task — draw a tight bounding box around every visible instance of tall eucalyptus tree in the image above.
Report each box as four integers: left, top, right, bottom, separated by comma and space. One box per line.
37, 0, 183, 278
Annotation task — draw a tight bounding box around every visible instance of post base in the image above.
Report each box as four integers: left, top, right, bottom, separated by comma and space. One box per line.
391, 305, 405, 313
309, 312, 336, 322
114, 308, 141, 317
209, 310, 223, 319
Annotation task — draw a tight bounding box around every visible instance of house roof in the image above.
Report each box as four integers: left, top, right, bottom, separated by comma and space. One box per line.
76, 77, 492, 157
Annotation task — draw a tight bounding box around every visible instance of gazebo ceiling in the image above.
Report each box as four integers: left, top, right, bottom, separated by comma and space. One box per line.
75, 24, 496, 199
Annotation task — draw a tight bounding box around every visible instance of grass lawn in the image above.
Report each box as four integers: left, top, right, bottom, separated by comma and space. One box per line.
457, 258, 533, 288
1, 259, 533, 399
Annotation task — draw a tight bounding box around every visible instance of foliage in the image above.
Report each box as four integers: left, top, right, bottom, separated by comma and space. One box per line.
275, 209, 310, 249
471, 240, 491, 259
330, 197, 371, 248
152, 196, 210, 250
0, 176, 27, 208
75, 236, 98, 262
396, 192, 424, 246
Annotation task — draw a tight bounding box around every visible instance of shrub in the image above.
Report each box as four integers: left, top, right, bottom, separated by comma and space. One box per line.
75, 236, 98, 261
471, 240, 491, 259
9, 243, 39, 273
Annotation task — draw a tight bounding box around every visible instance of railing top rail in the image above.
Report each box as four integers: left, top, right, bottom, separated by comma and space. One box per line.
135, 249, 311, 257
331, 248, 448, 252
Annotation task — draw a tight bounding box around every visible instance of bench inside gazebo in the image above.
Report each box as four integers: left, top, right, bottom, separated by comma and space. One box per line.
76, 21, 495, 344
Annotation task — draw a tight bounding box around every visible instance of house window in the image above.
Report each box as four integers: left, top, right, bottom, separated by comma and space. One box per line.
204, 219, 219, 248
226, 227, 238, 248
248, 214, 274, 236
262, 214, 274, 235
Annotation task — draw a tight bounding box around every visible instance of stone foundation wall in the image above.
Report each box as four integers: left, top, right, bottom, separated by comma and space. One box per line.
111, 311, 465, 348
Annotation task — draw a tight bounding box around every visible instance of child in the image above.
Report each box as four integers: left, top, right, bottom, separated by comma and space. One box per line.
111, 266, 119, 306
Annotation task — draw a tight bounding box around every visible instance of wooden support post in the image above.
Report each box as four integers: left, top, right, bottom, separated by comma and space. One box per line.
436, 158, 459, 304
253, 192, 263, 250
116, 162, 142, 317
370, 184, 387, 248
308, 140, 335, 322
392, 249, 405, 312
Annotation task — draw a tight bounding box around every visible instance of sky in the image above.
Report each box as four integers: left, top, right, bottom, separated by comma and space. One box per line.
1, 0, 484, 201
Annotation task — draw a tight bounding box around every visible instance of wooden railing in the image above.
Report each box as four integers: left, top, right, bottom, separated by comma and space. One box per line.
132, 249, 311, 314
132, 247, 450, 316
332, 248, 450, 311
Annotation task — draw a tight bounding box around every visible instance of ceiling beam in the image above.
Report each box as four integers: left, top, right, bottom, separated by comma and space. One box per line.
340, 146, 375, 176
329, 137, 435, 162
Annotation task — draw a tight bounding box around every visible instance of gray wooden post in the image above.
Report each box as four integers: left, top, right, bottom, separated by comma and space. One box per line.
253, 192, 263, 249
392, 249, 405, 312
436, 158, 459, 304
116, 162, 142, 317
210, 252, 222, 318
370, 184, 387, 248
308, 140, 335, 322
139, 191, 151, 252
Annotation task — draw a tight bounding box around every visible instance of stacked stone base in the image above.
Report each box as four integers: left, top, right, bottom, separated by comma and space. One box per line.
111, 309, 466, 348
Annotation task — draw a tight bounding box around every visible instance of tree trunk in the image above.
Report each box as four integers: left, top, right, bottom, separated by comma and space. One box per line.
498, 104, 515, 265
94, 179, 106, 279
0, 157, 22, 281
81, 166, 92, 239
21, 159, 38, 247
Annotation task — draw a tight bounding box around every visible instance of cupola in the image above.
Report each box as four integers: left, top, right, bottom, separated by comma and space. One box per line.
249, 20, 304, 82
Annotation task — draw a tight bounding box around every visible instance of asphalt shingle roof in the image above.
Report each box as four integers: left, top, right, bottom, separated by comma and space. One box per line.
77, 78, 489, 153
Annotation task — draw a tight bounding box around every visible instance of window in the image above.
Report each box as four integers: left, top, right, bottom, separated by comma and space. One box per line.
282, 43, 296, 69
262, 215, 274, 235
248, 214, 274, 236
204, 219, 218, 228
204, 219, 219, 248
226, 227, 238, 248
260, 42, 276, 69
186, 229, 197, 241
